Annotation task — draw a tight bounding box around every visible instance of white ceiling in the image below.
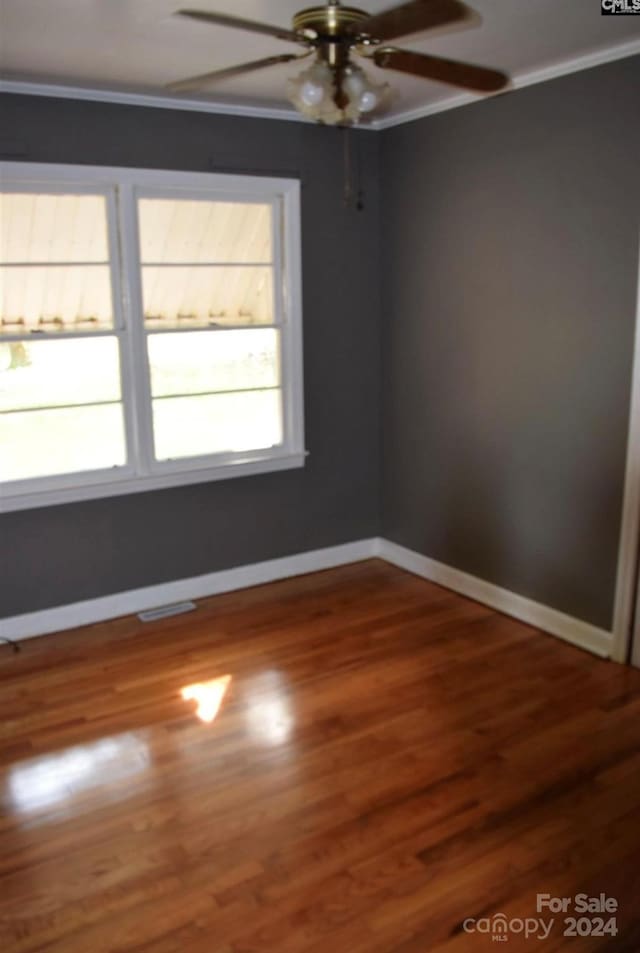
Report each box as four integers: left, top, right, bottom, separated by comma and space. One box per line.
1, 0, 639, 126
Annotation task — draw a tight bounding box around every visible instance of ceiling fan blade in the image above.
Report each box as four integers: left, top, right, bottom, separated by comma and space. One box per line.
373, 47, 509, 92
176, 9, 304, 44
167, 54, 307, 93
352, 0, 474, 43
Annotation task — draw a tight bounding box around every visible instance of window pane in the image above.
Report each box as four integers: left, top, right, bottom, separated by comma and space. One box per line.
0, 338, 121, 412
152, 390, 282, 461
1, 265, 114, 333
138, 199, 272, 264
0, 404, 126, 482
148, 329, 279, 398
0, 193, 109, 263
142, 265, 273, 329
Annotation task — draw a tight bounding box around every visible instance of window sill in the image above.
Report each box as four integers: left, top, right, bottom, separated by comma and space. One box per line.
0, 451, 307, 513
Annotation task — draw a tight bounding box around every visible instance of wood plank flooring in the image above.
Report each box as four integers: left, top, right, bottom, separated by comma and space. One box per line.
1, 559, 640, 952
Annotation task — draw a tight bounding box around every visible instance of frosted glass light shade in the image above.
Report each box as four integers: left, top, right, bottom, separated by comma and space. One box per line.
287, 61, 388, 125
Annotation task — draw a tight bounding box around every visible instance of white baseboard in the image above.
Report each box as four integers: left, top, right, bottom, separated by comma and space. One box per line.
378, 539, 612, 659
1, 536, 613, 659
1, 538, 379, 642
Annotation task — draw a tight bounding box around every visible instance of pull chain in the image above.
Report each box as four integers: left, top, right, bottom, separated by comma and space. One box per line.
342, 125, 364, 211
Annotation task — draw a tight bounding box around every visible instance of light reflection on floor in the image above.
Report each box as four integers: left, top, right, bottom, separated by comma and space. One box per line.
180, 670, 295, 747
243, 670, 294, 747
180, 675, 232, 723
5, 670, 297, 822
5, 733, 151, 815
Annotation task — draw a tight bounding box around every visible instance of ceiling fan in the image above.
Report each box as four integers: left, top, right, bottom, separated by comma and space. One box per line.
168, 0, 509, 125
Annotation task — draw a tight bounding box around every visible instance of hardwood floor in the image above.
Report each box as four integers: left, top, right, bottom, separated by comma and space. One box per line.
1, 559, 640, 952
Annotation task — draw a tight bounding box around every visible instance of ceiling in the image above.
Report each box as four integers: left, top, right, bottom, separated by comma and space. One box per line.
1, 0, 639, 126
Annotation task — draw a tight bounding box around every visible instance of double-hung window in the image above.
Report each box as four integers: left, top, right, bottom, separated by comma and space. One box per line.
0, 163, 304, 511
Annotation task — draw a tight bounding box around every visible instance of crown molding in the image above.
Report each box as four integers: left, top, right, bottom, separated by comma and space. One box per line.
372, 37, 640, 129
0, 77, 306, 124
1, 37, 639, 131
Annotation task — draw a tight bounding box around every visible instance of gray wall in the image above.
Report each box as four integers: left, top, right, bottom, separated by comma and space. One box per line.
0, 95, 382, 616
2, 56, 639, 630
381, 56, 640, 630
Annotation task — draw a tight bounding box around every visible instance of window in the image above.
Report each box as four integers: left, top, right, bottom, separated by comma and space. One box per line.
0, 164, 304, 512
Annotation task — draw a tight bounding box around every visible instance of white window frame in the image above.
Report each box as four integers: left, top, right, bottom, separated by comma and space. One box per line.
0, 162, 306, 513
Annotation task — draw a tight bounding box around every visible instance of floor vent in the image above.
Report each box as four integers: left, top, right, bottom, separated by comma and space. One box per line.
138, 601, 197, 622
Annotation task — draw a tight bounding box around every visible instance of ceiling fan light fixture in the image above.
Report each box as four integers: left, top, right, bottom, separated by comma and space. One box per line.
300, 80, 325, 106
343, 63, 387, 114
287, 61, 333, 119
299, 62, 332, 106
171, 3, 508, 123
287, 60, 388, 125
358, 88, 380, 113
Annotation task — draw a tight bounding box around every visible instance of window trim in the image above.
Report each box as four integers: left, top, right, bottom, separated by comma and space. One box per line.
0, 162, 306, 513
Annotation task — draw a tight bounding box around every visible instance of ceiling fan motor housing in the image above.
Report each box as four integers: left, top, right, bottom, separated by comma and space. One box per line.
293, 5, 370, 39
293, 5, 372, 68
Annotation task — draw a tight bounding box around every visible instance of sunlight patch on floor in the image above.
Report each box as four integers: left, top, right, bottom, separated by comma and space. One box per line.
181, 675, 232, 724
